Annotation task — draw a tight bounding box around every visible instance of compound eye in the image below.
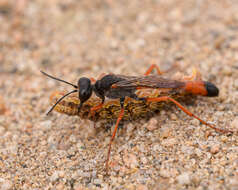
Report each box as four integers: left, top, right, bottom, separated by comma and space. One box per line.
80, 89, 88, 97
79, 88, 92, 103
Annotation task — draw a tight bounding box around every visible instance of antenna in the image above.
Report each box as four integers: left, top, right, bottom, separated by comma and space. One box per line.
40, 71, 78, 88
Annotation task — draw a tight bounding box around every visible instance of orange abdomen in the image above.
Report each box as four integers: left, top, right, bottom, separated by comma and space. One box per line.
184, 81, 219, 97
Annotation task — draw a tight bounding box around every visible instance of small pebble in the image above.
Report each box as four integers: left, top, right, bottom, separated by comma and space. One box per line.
220, 135, 228, 143
50, 171, 65, 182
69, 134, 77, 143
140, 156, 148, 165
191, 118, 200, 126
136, 184, 148, 190
231, 117, 238, 130
39, 120, 52, 130
195, 148, 203, 157
159, 169, 171, 178
210, 144, 220, 154
76, 140, 85, 150
160, 127, 172, 138
177, 172, 191, 185
0, 179, 13, 190
93, 178, 102, 186
229, 177, 238, 187
74, 185, 87, 190
222, 66, 232, 76
161, 138, 177, 147
55, 183, 64, 190
123, 152, 138, 168
144, 118, 158, 131
170, 113, 177, 120
80, 121, 96, 138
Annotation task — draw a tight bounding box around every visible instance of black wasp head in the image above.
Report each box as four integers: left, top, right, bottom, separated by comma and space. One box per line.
41, 71, 94, 114
78, 77, 93, 106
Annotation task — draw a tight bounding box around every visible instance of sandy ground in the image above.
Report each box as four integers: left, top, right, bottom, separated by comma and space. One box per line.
0, 0, 238, 189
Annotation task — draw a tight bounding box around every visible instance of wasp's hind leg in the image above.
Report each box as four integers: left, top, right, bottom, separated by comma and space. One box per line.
144, 62, 180, 76
146, 96, 232, 133
144, 64, 163, 76
183, 67, 202, 81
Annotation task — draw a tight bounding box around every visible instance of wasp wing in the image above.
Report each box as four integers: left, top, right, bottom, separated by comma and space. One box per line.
113, 75, 185, 89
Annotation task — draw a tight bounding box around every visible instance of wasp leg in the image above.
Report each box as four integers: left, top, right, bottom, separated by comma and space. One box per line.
90, 102, 104, 113
89, 102, 104, 127
90, 95, 105, 126
145, 62, 180, 76
144, 64, 163, 76
146, 96, 232, 133
183, 67, 202, 81
90, 77, 97, 83
106, 97, 125, 173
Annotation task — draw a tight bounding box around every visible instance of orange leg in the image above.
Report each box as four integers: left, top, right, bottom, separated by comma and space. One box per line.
183, 67, 202, 81
144, 62, 180, 76
89, 103, 104, 126
144, 64, 163, 76
146, 96, 232, 133
90, 103, 103, 113
106, 108, 125, 173
90, 77, 97, 83
105, 97, 126, 173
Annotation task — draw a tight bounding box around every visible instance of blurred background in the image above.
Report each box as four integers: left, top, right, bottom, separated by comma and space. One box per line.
1, 0, 237, 76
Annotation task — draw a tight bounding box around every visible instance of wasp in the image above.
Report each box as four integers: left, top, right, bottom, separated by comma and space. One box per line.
41, 64, 232, 173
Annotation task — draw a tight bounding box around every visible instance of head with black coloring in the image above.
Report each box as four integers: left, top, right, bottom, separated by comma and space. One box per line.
41, 71, 95, 115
